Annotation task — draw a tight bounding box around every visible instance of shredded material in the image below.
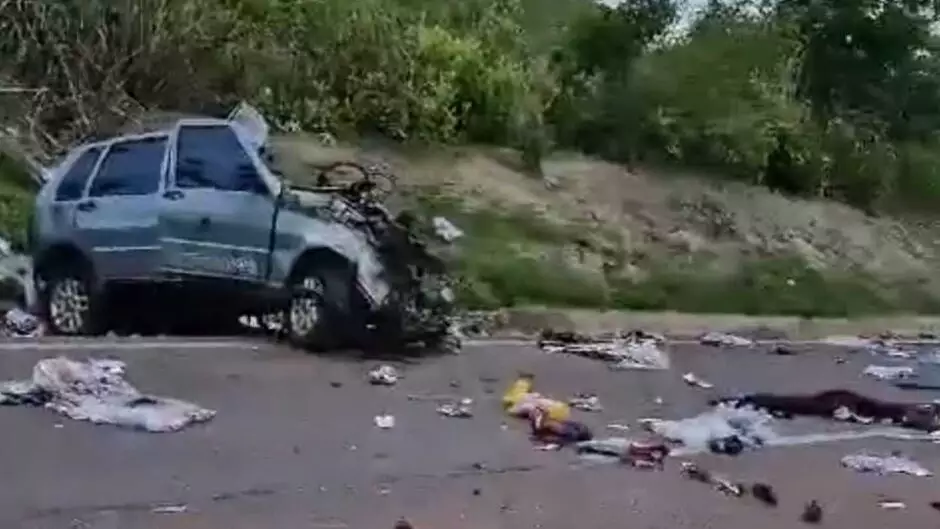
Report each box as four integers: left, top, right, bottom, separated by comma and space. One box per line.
0, 357, 215, 432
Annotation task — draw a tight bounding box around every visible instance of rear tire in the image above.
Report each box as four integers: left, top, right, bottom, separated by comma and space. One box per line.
40, 263, 105, 336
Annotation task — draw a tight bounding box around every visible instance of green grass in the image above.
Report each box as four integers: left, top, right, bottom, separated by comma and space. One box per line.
412, 190, 940, 316
0, 155, 33, 251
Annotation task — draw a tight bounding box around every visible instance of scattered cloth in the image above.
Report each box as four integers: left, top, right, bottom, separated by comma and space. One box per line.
713, 389, 940, 431
841, 452, 931, 477
640, 405, 776, 452
0, 357, 215, 432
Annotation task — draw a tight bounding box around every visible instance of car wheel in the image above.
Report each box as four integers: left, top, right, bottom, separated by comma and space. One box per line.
42, 268, 103, 336
286, 272, 341, 351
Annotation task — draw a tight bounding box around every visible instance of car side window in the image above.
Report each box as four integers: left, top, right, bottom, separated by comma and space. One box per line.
88, 137, 167, 198
175, 125, 267, 194
55, 147, 102, 201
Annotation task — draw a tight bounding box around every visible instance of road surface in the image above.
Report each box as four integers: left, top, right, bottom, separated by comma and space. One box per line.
2, 338, 940, 528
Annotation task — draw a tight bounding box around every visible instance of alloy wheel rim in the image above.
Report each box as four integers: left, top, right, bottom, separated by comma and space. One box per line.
48, 278, 89, 334
290, 276, 324, 337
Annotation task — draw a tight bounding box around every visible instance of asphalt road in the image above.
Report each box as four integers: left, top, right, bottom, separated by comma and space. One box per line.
2, 338, 940, 528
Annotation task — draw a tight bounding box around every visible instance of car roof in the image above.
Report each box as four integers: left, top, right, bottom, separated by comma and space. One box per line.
73, 117, 233, 151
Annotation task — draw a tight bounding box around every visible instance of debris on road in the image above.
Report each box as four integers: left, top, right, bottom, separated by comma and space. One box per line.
682, 372, 714, 389
437, 398, 474, 418
502, 374, 571, 423
529, 407, 593, 446
538, 331, 670, 370
640, 405, 776, 453
393, 518, 415, 529
2, 307, 42, 337
801, 500, 823, 524
699, 332, 753, 347
368, 365, 399, 386
151, 504, 188, 514
841, 452, 932, 477
0, 357, 215, 432
878, 500, 906, 510
863, 365, 915, 381
569, 393, 603, 412
374, 414, 396, 429
751, 483, 778, 506
679, 462, 743, 496
622, 439, 670, 468
769, 344, 797, 355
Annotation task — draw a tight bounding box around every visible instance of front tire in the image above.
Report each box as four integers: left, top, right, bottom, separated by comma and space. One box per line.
285, 266, 353, 351
41, 266, 104, 336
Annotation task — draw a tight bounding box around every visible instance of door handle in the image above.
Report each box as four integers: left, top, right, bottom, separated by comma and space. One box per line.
76, 200, 96, 212
163, 189, 184, 201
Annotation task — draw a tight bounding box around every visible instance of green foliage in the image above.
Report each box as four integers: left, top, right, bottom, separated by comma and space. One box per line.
6, 0, 940, 313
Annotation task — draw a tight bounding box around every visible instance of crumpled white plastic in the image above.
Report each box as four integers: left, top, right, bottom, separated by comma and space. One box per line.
0, 357, 215, 432
841, 452, 932, 477
641, 405, 777, 451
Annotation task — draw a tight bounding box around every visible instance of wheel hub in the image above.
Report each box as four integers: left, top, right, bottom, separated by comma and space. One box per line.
48, 278, 89, 334
289, 276, 324, 336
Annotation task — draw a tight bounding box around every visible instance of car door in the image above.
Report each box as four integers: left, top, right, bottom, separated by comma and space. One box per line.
158, 123, 276, 282
72, 135, 167, 280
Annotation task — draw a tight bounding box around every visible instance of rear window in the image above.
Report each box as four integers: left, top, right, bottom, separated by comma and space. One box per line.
55, 147, 102, 201
88, 137, 167, 197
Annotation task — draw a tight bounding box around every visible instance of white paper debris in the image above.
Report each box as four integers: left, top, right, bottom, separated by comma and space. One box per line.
682, 372, 714, 389
374, 414, 395, 429
432, 217, 463, 243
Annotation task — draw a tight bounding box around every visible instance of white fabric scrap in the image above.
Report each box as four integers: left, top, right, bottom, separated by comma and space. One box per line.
0, 357, 215, 432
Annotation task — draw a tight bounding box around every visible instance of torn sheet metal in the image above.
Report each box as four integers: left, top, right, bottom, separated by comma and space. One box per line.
0, 357, 215, 432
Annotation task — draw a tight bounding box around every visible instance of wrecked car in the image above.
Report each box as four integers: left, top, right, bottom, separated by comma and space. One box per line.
28, 104, 460, 351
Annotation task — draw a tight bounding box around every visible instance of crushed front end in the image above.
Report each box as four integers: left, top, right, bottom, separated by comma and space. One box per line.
301, 162, 462, 352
